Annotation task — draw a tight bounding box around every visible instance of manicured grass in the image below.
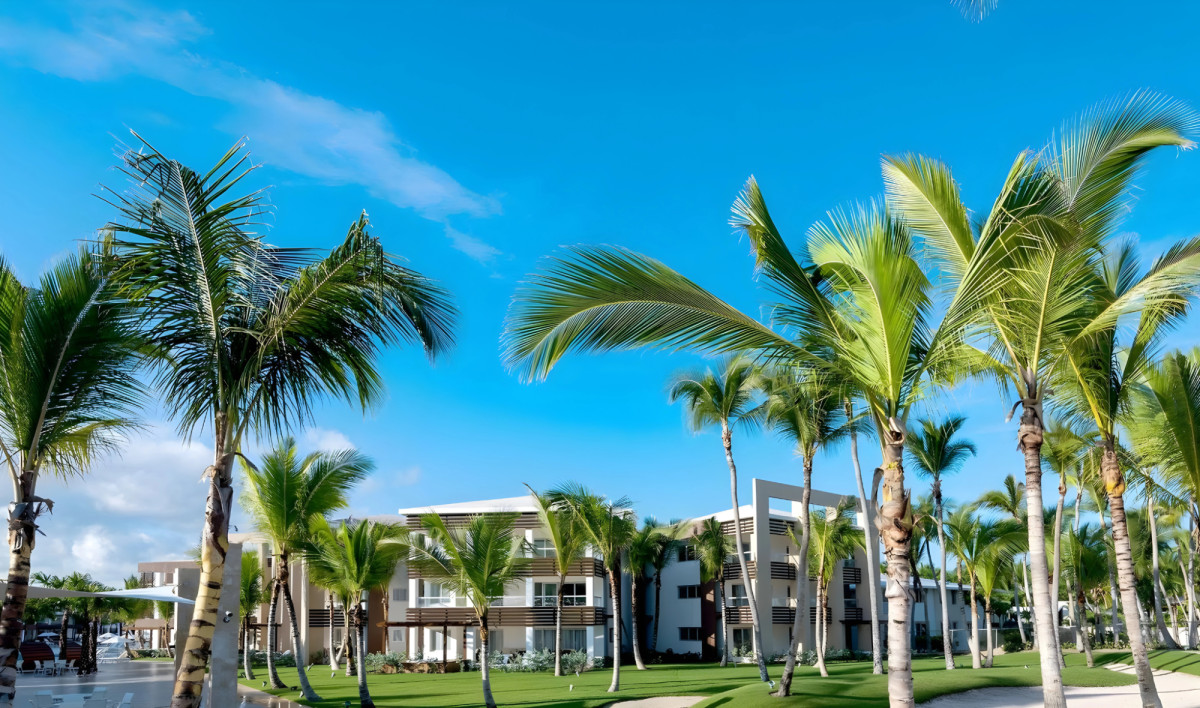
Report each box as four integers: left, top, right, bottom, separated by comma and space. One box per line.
1093, 649, 1200, 677
242, 652, 1136, 708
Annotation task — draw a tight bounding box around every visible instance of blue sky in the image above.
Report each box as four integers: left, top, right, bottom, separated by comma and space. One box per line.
2, 1, 1200, 583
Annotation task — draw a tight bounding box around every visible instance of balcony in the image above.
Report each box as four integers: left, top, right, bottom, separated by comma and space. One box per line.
407, 557, 604, 579
406, 604, 604, 627
842, 566, 862, 584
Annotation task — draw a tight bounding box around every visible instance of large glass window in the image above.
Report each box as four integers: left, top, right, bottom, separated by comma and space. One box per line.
730, 584, 749, 607
531, 539, 556, 558
534, 628, 586, 651
534, 582, 587, 606
732, 627, 752, 655
678, 585, 701, 599
678, 627, 701, 641
677, 544, 698, 562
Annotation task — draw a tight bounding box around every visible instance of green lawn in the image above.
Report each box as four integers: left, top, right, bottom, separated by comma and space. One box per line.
242, 651, 1143, 708
1092, 649, 1200, 677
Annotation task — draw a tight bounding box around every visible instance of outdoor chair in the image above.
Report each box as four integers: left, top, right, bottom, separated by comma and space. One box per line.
27, 692, 54, 708
117, 692, 134, 707
81, 698, 108, 708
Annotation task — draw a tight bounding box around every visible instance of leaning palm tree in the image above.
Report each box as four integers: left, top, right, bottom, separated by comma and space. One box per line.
804, 500, 864, 677
505, 180, 1002, 706
694, 517, 734, 666
764, 369, 855, 690
1055, 241, 1200, 706
303, 517, 408, 708
239, 438, 372, 697
0, 250, 142, 700
548, 483, 635, 693
526, 486, 588, 676
907, 415, 976, 670
238, 550, 264, 680
666, 356, 770, 681
409, 513, 530, 708
103, 135, 455, 708
884, 92, 1200, 708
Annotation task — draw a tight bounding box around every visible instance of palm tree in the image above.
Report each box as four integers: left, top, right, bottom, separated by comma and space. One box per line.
505, 181, 999, 707
694, 518, 734, 666
304, 517, 408, 708
844, 399, 885, 674
976, 475, 1033, 646
764, 369, 852, 691
627, 517, 672, 670
945, 511, 1023, 669
884, 92, 1200, 708
526, 486, 588, 676
666, 356, 770, 681
104, 135, 455, 708
115, 575, 153, 649
907, 415, 976, 670
239, 550, 264, 680
239, 438, 372, 697
0, 250, 142, 699
409, 513, 531, 708
646, 521, 683, 657
804, 500, 864, 677
1063, 524, 1109, 666
548, 484, 635, 693
975, 539, 1021, 668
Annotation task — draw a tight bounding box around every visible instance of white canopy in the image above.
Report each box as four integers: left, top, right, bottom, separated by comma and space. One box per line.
0, 582, 194, 605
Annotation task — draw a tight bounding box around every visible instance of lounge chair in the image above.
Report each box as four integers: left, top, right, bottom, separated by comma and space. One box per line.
28, 692, 54, 708
81, 699, 108, 708
117, 693, 134, 707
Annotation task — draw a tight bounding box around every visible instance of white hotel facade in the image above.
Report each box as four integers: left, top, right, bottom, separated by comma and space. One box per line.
202, 476, 983, 665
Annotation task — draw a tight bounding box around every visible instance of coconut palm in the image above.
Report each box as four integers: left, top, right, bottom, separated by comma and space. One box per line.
803, 500, 864, 677
526, 486, 588, 676
115, 575, 153, 649
646, 521, 683, 657
548, 484, 635, 692
945, 511, 1023, 669
976, 475, 1033, 646
884, 92, 1200, 708
0, 250, 143, 699
626, 517, 673, 670
103, 135, 455, 708
764, 369, 854, 690
843, 398, 885, 674
304, 517, 408, 708
1063, 524, 1110, 666
665, 356, 770, 681
907, 415, 976, 670
238, 550, 264, 680
694, 518, 735, 666
239, 439, 372, 697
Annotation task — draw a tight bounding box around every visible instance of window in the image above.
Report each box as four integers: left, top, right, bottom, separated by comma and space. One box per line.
677, 544, 698, 562
534, 628, 586, 651
678, 585, 701, 599
332, 628, 343, 644
730, 584, 749, 607
532, 539, 556, 558
391, 587, 408, 602
421, 581, 448, 606
679, 627, 701, 642
534, 582, 586, 607
390, 629, 404, 643
732, 628, 752, 654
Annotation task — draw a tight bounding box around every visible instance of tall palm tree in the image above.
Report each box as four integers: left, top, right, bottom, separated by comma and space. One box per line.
666, 356, 770, 681
239, 438, 372, 697
115, 575, 154, 649
764, 369, 852, 691
1055, 241, 1200, 706
945, 511, 1023, 669
1063, 524, 1110, 666
526, 486, 588, 676
646, 521, 683, 657
844, 398, 884, 674
976, 475, 1032, 646
694, 518, 734, 666
104, 135, 455, 708
804, 500, 864, 677
238, 550, 264, 680
304, 517, 408, 708
884, 92, 1200, 708
505, 182, 1000, 707
907, 414, 976, 670
0, 250, 143, 700
627, 518, 674, 669
409, 513, 530, 708
548, 484, 635, 693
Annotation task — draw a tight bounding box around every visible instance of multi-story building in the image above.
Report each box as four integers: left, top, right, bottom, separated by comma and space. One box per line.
169, 476, 985, 665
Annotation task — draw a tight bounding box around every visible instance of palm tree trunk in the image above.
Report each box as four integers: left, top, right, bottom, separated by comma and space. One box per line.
354, 607, 373, 708
774, 456, 813, 696
265, 576, 284, 688
606, 567, 621, 692
1022, 558, 1036, 647
815, 582, 828, 677
554, 572, 565, 676
846, 402, 883, 675
933, 480, 954, 670
984, 599, 994, 668
1189, 504, 1198, 649
878, 427, 915, 708
1101, 446, 1162, 708
328, 597, 339, 671
631, 572, 646, 670
279, 557, 322, 700
479, 618, 495, 708
243, 616, 255, 680
60, 610, 69, 654
1012, 563, 1027, 648
651, 573, 663, 656
1147, 495, 1180, 650
171, 443, 235, 708
1075, 589, 1094, 667
1100, 503, 1121, 639
343, 595, 354, 677
1095, 598, 1107, 644
967, 578, 981, 669
1051, 481, 1065, 630
720, 421, 768, 682
717, 574, 729, 667
0, 473, 43, 701
1018, 404, 1067, 708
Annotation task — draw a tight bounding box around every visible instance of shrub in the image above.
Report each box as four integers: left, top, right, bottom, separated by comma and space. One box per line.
1001, 630, 1025, 653
243, 650, 296, 667
560, 650, 593, 674
364, 651, 407, 673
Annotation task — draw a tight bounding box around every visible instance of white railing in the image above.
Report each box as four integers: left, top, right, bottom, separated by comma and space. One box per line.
771, 597, 794, 607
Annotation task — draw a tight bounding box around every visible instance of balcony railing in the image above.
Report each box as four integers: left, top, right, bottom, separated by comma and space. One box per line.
415, 595, 595, 609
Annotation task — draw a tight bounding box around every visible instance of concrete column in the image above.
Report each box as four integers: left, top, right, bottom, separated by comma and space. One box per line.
297, 559, 309, 661
750, 479, 773, 657
206, 543, 241, 708
172, 567, 201, 676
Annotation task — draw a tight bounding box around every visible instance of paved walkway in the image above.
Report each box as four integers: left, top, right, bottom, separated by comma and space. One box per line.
922, 663, 1200, 707
604, 698, 705, 708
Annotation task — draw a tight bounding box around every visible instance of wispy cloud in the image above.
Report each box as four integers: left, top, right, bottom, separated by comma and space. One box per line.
303, 427, 356, 452
0, 1, 505, 259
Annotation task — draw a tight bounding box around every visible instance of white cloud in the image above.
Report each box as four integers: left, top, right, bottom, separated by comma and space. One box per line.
0, 1, 505, 243
444, 225, 503, 265
395, 466, 421, 486
303, 427, 355, 452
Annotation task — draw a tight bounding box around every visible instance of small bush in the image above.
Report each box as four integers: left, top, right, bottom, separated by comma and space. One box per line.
243, 650, 296, 667
487, 649, 591, 673
364, 651, 408, 673
1001, 630, 1025, 653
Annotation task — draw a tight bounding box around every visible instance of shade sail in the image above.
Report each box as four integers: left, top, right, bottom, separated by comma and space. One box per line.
0, 582, 194, 604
